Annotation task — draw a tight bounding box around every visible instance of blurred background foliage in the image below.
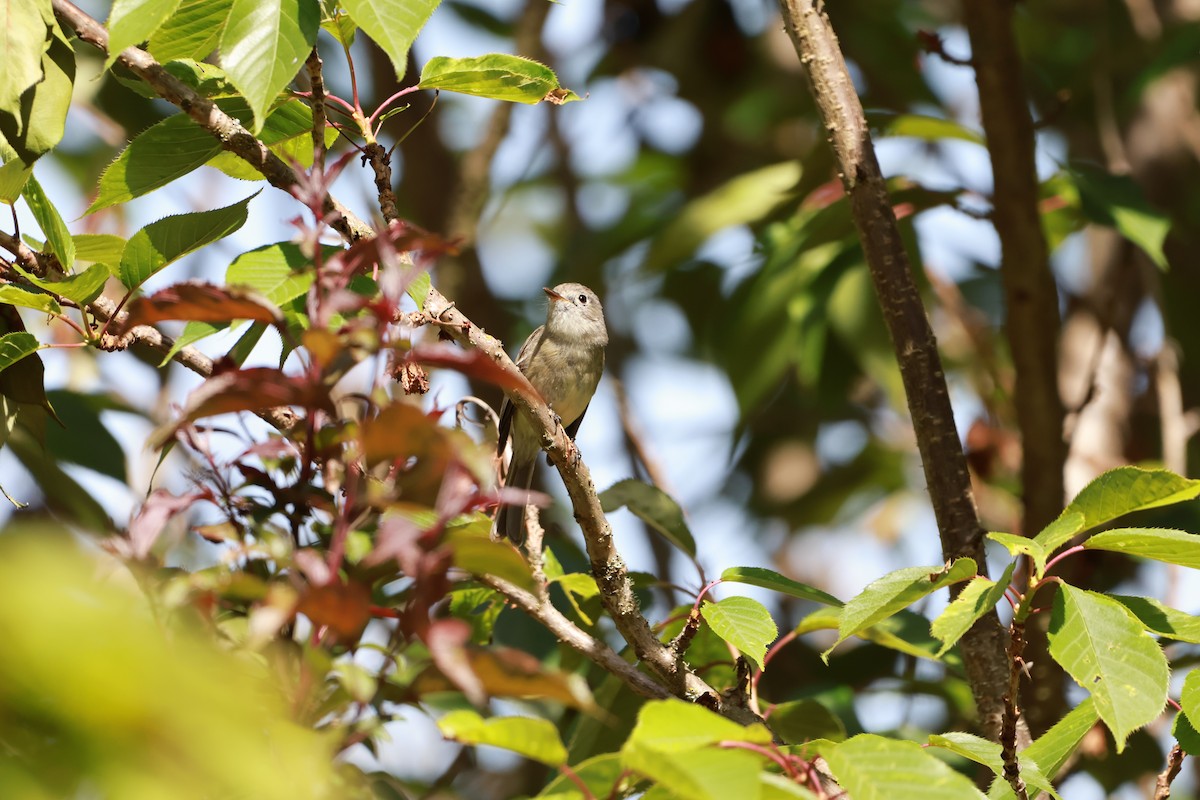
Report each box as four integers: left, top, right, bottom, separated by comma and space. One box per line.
4, 0, 1200, 797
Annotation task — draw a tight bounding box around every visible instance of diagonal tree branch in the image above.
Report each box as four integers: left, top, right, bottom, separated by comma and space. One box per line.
774, 0, 1014, 739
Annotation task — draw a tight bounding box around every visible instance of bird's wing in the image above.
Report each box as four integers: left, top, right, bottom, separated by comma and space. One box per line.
497, 325, 545, 455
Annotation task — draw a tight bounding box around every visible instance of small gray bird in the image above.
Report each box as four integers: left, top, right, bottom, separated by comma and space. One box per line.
495, 283, 608, 545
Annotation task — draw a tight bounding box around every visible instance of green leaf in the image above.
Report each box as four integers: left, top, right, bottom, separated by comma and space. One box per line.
626, 747, 761, 800
931, 562, 1016, 657
17, 262, 111, 305
1034, 467, 1200, 565
219, 0, 319, 132
207, 98, 337, 179
320, 6, 357, 48
536, 753, 625, 799
701, 596, 778, 670
73, 234, 127, 266
824, 735, 986, 799
0, 286, 60, 315
148, 0, 233, 62
0, 333, 41, 374
622, 700, 770, 800
343, 0, 439, 80
106, 0, 183, 67
1112, 595, 1200, 643
419, 54, 581, 105
1174, 708, 1200, 756
437, 709, 567, 766
1176, 668, 1200, 751
1047, 585, 1167, 752
798, 606, 944, 661
87, 114, 223, 213
929, 732, 1059, 800
1071, 163, 1171, 270
986, 531, 1046, 564
43, 391, 130, 482
760, 774, 819, 800
643, 162, 801, 272
118, 192, 258, 290
1084, 527, 1200, 569
22, 173, 74, 271
0, 0, 50, 115
0, 10, 74, 165
768, 699, 846, 745
408, 271, 431, 307
721, 566, 842, 607
599, 478, 695, 557
158, 321, 229, 366
445, 526, 535, 592
626, 698, 773, 751
872, 112, 986, 145
0, 156, 33, 204
225, 241, 323, 304
552, 572, 600, 626
824, 559, 976, 659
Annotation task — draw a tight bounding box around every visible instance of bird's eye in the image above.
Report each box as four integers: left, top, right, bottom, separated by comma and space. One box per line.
578, 294, 588, 304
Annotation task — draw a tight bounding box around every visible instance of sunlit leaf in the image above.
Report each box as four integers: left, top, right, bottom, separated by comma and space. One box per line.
1083, 527, 1200, 569
0, 7, 73, 165
825, 735, 986, 799
1047, 585, 1167, 752
22, 173, 73, 270
148, 0, 233, 62
87, 114, 223, 214
419, 54, 581, 105
106, 0, 183, 67
1034, 467, 1200, 567
219, 0, 319, 131
343, 0, 439, 80
119, 192, 258, 290
0, 285, 61, 315
929, 732, 1058, 799
824, 559, 975, 659
1112, 595, 1200, 643
701, 596, 777, 670
720, 565, 842, 607
438, 709, 567, 766
931, 562, 1015, 656
14, 262, 110, 305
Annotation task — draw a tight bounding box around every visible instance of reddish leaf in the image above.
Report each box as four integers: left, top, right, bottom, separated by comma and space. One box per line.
120, 281, 283, 329
406, 344, 530, 392
180, 367, 334, 423
360, 401, 451, 466
293, 548, 332, 585
127, 488, 211, 559
413, 645, 597, 711
297, 579, 372, 641
426, 618, 485, 706
336, 219, 459, 278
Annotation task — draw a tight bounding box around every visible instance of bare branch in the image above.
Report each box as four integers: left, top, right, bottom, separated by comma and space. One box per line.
963, 0, 1066, 538
774, 0, 1013, 739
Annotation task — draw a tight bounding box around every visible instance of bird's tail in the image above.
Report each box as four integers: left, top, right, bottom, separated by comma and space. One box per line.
496, 457, 535, 546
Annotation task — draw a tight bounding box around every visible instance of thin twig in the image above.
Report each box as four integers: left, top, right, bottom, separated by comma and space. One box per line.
1154, 743, 1184, 799
304, 48, 328, 172
1001, 620, 1029, 800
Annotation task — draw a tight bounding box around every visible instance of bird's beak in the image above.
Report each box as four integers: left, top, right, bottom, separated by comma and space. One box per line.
543, 287, 565, 302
